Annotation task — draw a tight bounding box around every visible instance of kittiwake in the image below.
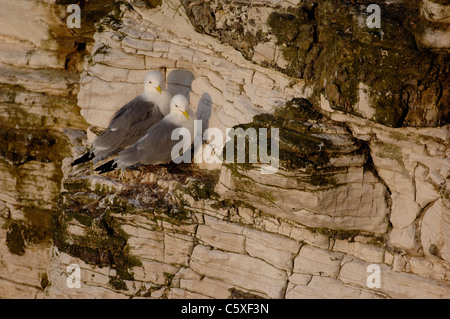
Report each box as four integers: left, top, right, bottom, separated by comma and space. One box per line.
72, 70, 172, 166
95, 94, 196, 174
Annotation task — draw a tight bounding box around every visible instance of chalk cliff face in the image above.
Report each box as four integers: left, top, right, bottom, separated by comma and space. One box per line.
0, 0, 449, 299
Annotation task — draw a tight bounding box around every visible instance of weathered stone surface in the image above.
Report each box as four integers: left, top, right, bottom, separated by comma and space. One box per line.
421, 199, 450, 263
167, 288, 210, 299
389, 224, 417, 251
179, 276, 231, 299
197, 224, 245, 254
196, 215, 246, 253
181, 0, 450, 127
0, 0, 105, 298
286, 275, 379, 299
190, 245, 287, 299
1, 0, 449, 300
333, 239, 385, 264
390, 193, 421, 229
293, 245, 343, 278
243, 228, 300, 271
339, 256, 450, 299
214, 111, 390, 234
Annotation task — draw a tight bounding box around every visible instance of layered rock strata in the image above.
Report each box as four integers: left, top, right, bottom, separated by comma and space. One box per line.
0, 0, 449, 299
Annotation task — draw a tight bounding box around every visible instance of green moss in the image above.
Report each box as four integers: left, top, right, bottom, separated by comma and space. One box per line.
181, 170, 220, 201
266, 9, 316, 78
306, 226, 360, 241
0, 120, 69, 257
102, 212, 129, 241
228, 288, 264, 299
208, 196, 258, 216
6, 223, 25, 255
0, 127, 70, 165
98, 1, 133, 31
101, 196, 140, 216
388, 131, 408, 141
165, 207, 190, 223
70, 210, 93, 227
94, 184, 111, 196
223, 98, 331, 172
374, 141, 404, 168
306, 226, 385, 247
314, 9, 441, 128
95, 23, 105, 33
255, 189, 276, 204
111, 252, 141, 281
22, 207, 53, 242
144, 0, 162, 8
163, 272, 175, 287
5, 207, 54, 256
333, 229, 360, 241
267, 12, 300, 42
108, 277, 128, 291
367, 235, 385, 246
306, 172, 337, 187
63, 179, 113, 197
93, 45, 109, 56
181, 0, 447, 127
274, 98, 323, 122
53, 204, 142, 279
134, 285, 156, 298
40, 272, 49, 290
63, 179, 90, 191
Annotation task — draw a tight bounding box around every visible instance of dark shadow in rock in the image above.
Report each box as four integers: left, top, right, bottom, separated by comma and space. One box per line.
196, 92, 212, 136
167, 69, 195, 98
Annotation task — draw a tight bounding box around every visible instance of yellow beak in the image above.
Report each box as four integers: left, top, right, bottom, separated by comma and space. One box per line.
182, 110, 189, 119
156, 86, 162, 94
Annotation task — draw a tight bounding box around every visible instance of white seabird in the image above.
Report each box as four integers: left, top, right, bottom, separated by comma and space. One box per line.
72, 70, 172, 166
95, 94, 196, 174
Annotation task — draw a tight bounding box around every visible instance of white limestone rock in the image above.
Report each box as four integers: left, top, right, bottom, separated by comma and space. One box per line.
4, 0, 449, 300
190, 245, 287, 299
415, 165, 440, 208
92, 48, 146, 70
389, 224, 417, 251
333, 240, 385, 264
421, 199, 450, 263
216, 166, 389, 234
293, 245, 344, 278
243, 228, 301, 271
179, 276, 232, 299
196, 224, 246, 254
390, 192, 421, 229
339, 256, 450, 298
286, 275, 377, 299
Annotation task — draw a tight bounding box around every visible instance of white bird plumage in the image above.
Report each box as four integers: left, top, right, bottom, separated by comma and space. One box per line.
95, 94, 197, 174
72, 70, 171, 166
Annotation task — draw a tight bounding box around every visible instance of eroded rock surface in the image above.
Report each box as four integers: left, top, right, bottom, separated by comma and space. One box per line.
0, 0, 449, 299
0, 0, 114, 298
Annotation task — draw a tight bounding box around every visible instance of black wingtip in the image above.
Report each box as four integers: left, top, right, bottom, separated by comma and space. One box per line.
72, 151, 95, 166
94, 160, 117, 174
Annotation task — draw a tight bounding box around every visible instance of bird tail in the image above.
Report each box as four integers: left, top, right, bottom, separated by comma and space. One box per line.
72, 150, 95, 166
94, 160, 118, 174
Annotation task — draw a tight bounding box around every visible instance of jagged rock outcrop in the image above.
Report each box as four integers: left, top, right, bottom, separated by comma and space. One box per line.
0, 0, 449, 299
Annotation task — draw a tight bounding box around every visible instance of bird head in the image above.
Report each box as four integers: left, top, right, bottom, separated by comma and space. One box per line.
144, 71, 163, 94
170, 94, 190, 119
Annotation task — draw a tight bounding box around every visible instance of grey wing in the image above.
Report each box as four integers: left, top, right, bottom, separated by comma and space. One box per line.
92, 96, 164, 157
116, 120, 182, 167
